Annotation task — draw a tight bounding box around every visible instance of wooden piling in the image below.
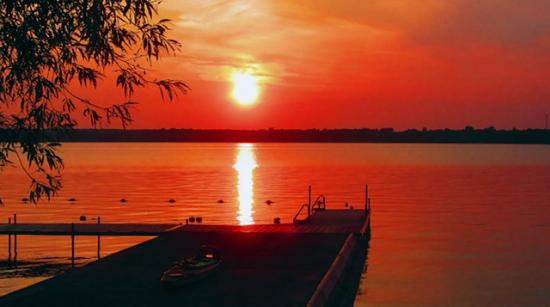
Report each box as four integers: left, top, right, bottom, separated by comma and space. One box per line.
7, 217, 11, 264
97, 217, 101, 260
364, 184, 369, 213
308, 185, 312, 217
71, 222, 75, 268
13, 214, 17, 267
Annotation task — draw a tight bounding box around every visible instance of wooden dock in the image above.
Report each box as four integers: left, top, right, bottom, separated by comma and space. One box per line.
1, 188, 372, 307
0, 210, 366, 236
0, 223, 180, 236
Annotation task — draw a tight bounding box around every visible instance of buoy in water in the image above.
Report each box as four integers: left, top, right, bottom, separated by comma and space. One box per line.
68, 198, 77, 202
344, 202, 349, 207
274, 217, 281, 224
120, 198, 127, 203
22, 197, 29, 203
79, 215, 87, 221
265, 200, 274, 205
216, 199, 224, 204
189, 216, 196, 223
196, 217, 203, 223
168, 199, 176, 203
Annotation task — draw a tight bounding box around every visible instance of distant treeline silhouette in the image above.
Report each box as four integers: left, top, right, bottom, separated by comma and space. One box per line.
5, 127, 546, 144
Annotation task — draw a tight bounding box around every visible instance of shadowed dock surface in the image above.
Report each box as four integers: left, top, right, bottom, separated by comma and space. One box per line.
2, 231, 348, 306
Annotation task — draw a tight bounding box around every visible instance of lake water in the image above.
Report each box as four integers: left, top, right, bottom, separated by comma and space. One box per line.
1, 143, 549, 305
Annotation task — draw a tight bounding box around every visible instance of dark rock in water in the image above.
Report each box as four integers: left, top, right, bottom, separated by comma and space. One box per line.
79, 216, 87, 222
168, 199, 176, 203
189, 216, 196, 223
196, 217, 203, 223
265, 200, 274, 205
274, 217, 281, 224
68, 198, 77, 202
120, 198, 127, 203
216, 199, 224, 204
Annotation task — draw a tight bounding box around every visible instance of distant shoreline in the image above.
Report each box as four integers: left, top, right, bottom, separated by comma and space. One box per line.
16, 128, 549, 144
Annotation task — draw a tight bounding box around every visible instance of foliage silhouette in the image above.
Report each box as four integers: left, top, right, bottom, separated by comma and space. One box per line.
0, 0, 188, 203
47, 128, 550, 144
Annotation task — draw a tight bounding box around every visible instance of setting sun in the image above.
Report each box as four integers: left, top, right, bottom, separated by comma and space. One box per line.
231, 71, 260, 106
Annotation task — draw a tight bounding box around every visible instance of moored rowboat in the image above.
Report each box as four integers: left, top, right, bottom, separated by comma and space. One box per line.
161, 245, 222, 287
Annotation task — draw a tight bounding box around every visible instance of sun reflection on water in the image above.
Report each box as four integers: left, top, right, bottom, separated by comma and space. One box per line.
234, 143, 258, 225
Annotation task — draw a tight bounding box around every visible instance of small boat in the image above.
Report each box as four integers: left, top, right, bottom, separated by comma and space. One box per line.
161, 245, 222, 287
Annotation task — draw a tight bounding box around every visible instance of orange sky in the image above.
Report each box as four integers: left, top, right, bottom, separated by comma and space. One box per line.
83, 0, 550, 129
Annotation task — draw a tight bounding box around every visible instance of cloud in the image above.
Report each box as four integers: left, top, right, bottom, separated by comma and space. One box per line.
161, 0, 392, 86
142, 0, 550, 129
405, 0, 550, 49
161, 0, 550, 87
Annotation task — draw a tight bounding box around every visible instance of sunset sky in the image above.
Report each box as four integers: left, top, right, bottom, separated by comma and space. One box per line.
89, 0, 550, 129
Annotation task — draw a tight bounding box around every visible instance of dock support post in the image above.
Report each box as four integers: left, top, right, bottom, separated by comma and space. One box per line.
13, 214, 17, 267
71, 222, 75, 268
308, 185, 312, 217
97, 216, 101, 260
365, 184, 369, 213
7, 217, 11, 265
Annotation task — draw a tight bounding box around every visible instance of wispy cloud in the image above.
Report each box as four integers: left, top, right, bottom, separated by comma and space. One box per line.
139, 0, 550, 129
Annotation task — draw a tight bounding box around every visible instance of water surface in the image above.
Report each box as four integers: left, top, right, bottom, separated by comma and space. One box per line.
1, 143, 549, 305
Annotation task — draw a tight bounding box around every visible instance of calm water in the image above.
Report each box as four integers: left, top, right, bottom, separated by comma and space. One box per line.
1, 143, 549, 305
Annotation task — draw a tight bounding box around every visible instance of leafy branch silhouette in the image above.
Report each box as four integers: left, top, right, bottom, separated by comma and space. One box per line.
0, 0, 189, 203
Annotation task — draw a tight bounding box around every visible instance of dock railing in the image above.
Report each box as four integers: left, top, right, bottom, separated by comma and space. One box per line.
293, 192, 326, 224
294, 184, 372, 224
293, 203, 310, 224
312, 195, 326, 212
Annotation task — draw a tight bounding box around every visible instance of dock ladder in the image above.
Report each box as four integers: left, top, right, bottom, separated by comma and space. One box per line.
293, 186, 326, 224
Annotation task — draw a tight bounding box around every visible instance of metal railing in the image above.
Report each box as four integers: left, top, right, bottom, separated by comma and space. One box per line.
294, 184, 371, 224
311, 194, 326, 212
293, 204, 310, 224
293, 194, 326, 224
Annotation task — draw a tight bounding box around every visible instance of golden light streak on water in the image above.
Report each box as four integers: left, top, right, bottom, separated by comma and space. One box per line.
233, 143, 257, 225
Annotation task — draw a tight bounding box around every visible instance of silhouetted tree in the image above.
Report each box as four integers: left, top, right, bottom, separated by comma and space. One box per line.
0, 0, 188, 203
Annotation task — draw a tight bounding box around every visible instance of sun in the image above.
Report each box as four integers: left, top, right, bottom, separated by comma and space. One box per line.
231, 71, 260, 106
